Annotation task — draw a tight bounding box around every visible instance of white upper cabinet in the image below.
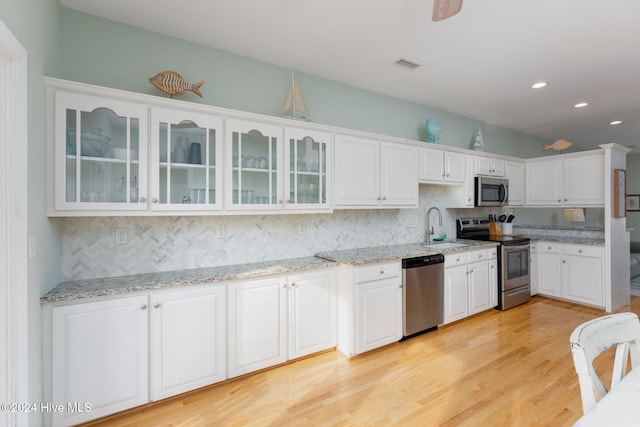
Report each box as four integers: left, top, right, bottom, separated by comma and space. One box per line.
334, 134, 418, 208
150, 107, 223, 211
419, 147, 466, 184
284, 127, 332, 211
51, 90, 149, 214
225, 120, 332, 213
563, 154, 604, 206
505, 160, 525, 206
475, 156, 505, 177
526, 152, 604, 207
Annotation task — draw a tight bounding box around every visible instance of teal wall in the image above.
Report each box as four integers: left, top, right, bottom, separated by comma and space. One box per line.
55, 8, 552, 159
627, 153, 640, 244
0, 0, 61, 423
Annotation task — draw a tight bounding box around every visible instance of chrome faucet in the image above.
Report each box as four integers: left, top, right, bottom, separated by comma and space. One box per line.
426, 207, 443, 243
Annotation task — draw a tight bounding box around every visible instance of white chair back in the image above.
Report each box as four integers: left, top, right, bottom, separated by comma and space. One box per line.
570, 312, 640, 413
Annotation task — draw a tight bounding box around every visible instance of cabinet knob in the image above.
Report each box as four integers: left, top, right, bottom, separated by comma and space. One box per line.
279, 200, 284, 204
140, 304, 147, 310
491, 265, 495, 269
153, 303, 160, 309
379, 270, 384, 275
152, 198, 158, 203
377, 197, 381, 201
468, 198, 472, 202
466, 271, 469, 276
382, 196, 387, 201
564, 198, 568, 202
469, 269, 474, 274
139, 197, 146, 203
283, 284, 287, 288
562, 260, 566, 264
578, 249, 583, 254
442, 174, 446, 178
290, 282, 296, 287
557, 199, 561, 202
548, 246, 552, 250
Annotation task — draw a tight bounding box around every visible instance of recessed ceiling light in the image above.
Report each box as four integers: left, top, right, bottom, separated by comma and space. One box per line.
610, 120, 622, 125
574, 102, 589, 108
531, 82, 547, 89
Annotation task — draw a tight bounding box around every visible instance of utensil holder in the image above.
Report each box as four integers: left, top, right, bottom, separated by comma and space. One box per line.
500, 223, 513, 235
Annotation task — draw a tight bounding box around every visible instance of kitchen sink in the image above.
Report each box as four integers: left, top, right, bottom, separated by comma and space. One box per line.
423, 242, 467, 250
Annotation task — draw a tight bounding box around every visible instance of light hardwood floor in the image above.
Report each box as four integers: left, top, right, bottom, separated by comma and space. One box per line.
83, 296, 640, 427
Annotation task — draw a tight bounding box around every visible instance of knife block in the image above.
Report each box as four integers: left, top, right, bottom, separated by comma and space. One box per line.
489, 221, 502, 236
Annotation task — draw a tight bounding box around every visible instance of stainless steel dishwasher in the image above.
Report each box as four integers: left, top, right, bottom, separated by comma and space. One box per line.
402, 254, 445, 339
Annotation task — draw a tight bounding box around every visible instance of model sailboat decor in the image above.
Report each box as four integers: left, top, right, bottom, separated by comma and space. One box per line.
282, 71, 311, 121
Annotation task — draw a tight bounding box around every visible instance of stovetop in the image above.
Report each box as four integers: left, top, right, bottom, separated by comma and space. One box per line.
456, 217, 530, 246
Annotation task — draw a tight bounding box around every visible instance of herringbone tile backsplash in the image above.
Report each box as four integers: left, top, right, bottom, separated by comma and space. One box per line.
61, 186, 494, 280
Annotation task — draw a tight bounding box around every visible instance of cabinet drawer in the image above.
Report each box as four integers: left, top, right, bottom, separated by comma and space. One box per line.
467, 250, 488, 262
539, 243, 561, 253
445, 252, 469, 267
354, 261, 401, 284
563, 244, 603, 258
488, 247, 498, 259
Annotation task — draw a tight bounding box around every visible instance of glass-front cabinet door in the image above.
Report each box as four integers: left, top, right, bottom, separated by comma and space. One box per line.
284, 127, 331, 210
226, 119, 283, 210
54, 91, 148, 211
150, 108, 223, 211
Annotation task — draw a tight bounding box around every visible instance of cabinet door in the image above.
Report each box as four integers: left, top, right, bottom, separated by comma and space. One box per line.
506, 161, 525, 206
51, 296, 148, 426
489, 258, 498, 307
564, 155, 604, 206
284, 127, 332, 210
444, 265, 469, 324
150, 286, 226, 401
228, 277, 287, 377
526, 160, 563, 206
563, 255, 603, 306
150, 108, 223, 210
538, 251, 562, 297
334, 134, 380, 206
288, 270, 336, 359
54, 91, 148, 212
444, 152, 467, 183
530, 244, 539, 295
380, 142, 418, 206
419, 147, 445, 182
355, 278, 402, 354
468, 261, 490, 315
491, 159, 506, 177
226, 119, 283, 210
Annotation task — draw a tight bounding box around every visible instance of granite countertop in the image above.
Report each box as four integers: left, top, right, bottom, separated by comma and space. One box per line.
314, 240, 499, 265
41, 256, 335, 304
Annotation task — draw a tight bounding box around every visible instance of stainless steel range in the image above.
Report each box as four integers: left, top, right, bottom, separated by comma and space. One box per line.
456, 217, 531, 310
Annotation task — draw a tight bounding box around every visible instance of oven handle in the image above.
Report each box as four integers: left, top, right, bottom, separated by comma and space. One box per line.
500, 183, 509, 206
502, 244, 530, 252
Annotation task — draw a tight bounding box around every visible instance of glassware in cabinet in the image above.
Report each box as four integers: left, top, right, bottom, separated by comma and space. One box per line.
226, 119, 283, 209
284, 127, 331, 209
54, 91, 148, 212
150, 108, 222, 211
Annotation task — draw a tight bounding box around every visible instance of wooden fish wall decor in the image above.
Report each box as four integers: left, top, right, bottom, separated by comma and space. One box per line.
149, 71, 204, 98
543, 139, 574, 151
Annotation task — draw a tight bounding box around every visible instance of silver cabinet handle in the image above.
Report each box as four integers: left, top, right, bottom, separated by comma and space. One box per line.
563, 260, 566, 263
578, 249, 583, 254
290, 282, 296, 288
140, 304, 147, 310
152, 198, 158, 203
557, 199, 561, 203
279, 200, 284, 204
153, 303, 160, 309
379, 270, 384, 275
139, 197, 146, 203
382, 196, 387, 201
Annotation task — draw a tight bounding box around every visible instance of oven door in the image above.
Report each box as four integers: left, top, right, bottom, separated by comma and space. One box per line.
501, 244, 530, 291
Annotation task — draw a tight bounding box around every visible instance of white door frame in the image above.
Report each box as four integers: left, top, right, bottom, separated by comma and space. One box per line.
0, 18, 28, 427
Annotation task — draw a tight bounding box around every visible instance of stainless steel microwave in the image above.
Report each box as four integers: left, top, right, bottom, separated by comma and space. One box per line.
475, 176, 508, 206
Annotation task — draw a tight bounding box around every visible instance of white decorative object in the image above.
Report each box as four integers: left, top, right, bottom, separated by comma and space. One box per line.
282, 70, 311, 121
473, 128, 485, 151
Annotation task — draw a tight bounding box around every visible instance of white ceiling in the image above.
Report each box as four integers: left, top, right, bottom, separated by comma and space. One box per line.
59, 0, 640, 152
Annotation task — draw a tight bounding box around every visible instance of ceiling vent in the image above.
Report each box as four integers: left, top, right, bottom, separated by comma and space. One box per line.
395, 59, 420, 70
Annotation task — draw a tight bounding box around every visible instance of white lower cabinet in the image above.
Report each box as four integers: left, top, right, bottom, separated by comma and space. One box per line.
337, 261, 402, 356
50, 296, 149, 427
530, 243, 539, 295
150, 286, 226, 401
288, 270, 337, 359
228, 268, 336, 378
535, 241, 604, 307
444, 249, 497, 324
